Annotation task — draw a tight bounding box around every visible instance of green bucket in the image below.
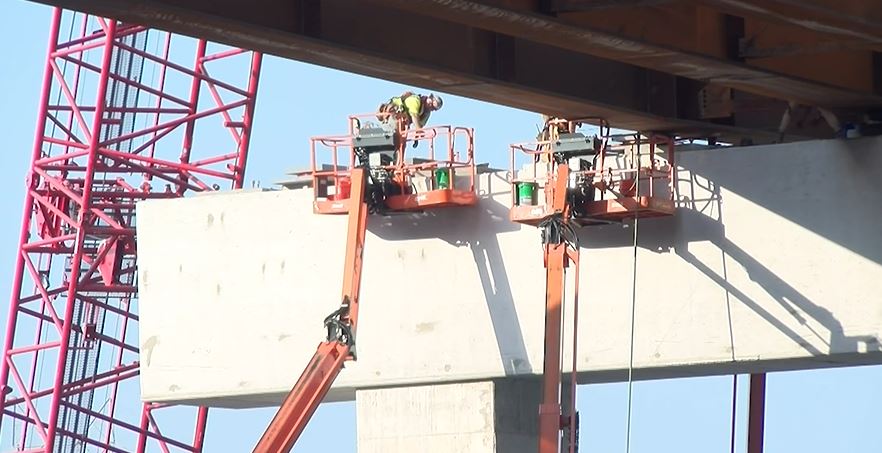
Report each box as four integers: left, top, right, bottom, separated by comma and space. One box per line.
434, 168, 451, 190
517, 182, 537, 206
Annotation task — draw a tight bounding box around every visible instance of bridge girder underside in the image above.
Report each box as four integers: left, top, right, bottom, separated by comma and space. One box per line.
29, 0, 882, 144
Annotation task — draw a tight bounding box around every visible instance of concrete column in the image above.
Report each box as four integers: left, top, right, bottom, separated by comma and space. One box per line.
356, 379, 541, 453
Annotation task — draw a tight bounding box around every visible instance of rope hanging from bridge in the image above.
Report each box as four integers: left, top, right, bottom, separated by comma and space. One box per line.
625, 135, 641, 453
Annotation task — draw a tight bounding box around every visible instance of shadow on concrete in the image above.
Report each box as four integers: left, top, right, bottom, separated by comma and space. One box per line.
365, 141, 882, 380
368, 173, 532, 375
576, 166, 881, 360
367, 172, 521, 244
677, 138, 882, 266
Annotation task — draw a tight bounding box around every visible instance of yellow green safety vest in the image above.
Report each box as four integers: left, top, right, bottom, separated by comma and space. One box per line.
390, 94, 430, 127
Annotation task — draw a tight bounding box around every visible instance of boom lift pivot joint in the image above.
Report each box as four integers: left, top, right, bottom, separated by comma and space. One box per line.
538, 215, 578, 248
323, 301, 355, 348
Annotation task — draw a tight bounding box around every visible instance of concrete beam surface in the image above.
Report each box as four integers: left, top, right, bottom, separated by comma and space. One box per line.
136, 136, 882, 408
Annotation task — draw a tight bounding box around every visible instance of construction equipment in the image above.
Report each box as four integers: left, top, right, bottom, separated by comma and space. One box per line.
510, 118, 676, 227
307, 113, 478, 215
508, 117, 677, 453
0, 10, 262, 451
253, 112, 478, 452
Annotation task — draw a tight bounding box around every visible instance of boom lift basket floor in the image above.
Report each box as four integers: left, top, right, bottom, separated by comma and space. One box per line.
313, 184, 479, 214
510, 195, 675, 227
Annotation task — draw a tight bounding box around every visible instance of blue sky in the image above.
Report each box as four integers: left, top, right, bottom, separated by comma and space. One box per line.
2, 2, 881, 452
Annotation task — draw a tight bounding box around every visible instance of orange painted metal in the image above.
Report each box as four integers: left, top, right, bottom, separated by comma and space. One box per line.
550, 164, 570, 215
340, 168, 369, 337
313, 199, 351, 215
306, 114, 478, 215
257, 113, 481, 451
578, 196, 675, 224
252, 168, 369, 453
509, 204, 554, 226
538, 164, 576, 453
539, 242, 566, 453
385, 188, 478, 211
508, 126, 676, 227
509, 120, 678, 453
252, 341, 349, 453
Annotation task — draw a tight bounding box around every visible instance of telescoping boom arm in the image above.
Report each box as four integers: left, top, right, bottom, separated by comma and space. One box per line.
252, 167, 369, 453
538, 164, 581, 453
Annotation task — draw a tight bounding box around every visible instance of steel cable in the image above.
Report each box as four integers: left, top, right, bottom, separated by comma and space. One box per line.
625, 136, 640, 453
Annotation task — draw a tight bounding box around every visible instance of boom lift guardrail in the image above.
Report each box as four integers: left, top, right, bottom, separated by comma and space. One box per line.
253, 112, 478, 452
508, 118, 677, 453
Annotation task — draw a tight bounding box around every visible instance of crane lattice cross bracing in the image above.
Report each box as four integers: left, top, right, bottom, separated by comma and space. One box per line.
0, 8, 262, 452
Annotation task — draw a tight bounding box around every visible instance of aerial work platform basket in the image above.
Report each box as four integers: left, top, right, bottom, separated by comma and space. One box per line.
508, 119, 676, 226
302, 113, 478, 215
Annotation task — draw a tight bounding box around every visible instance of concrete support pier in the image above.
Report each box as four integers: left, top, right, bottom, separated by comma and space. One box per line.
356, 379, 542, 453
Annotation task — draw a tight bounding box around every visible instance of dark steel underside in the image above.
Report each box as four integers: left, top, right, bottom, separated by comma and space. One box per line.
29, 0, 882, 144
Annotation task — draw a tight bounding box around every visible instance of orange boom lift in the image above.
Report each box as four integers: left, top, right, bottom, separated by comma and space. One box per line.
508, 118, 677, 453
253, 112, 478, 452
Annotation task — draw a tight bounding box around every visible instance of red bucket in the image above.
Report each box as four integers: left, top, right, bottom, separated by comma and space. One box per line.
620, 178, 637, 197
332, 177, 351, 200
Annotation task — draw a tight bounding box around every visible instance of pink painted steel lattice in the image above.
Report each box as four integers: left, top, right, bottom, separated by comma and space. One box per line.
0, 9, 262, 452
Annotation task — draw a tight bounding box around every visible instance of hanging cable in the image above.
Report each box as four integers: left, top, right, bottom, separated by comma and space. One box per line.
567, 247, 581, 453
729, 375, 738, 453
625, 134, 641, 453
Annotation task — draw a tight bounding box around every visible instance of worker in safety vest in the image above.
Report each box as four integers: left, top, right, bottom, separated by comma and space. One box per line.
537, 114, 576, 141
378, 92, 444, 130
536, 114, 574, 163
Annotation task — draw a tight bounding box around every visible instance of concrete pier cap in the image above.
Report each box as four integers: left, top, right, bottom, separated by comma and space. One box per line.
135, 136, 882, 411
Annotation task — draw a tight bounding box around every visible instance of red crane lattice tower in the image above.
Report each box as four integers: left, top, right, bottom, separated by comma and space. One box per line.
0, 8, 262, 452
